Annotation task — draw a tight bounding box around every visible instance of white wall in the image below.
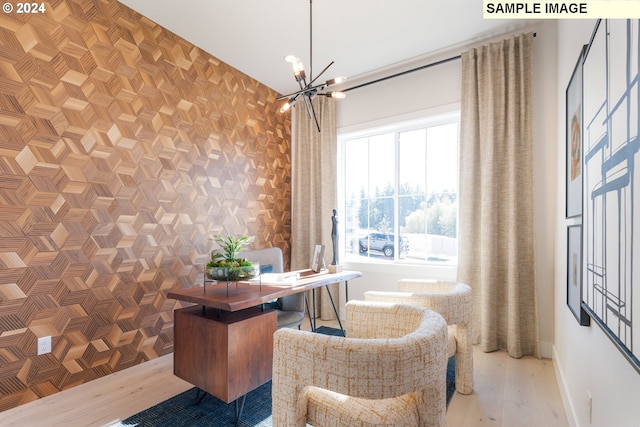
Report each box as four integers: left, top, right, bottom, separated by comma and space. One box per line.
554, 20, 640, 427
338, 21, 558, 358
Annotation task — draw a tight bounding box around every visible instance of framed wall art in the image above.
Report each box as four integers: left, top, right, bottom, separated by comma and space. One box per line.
581, 19, 640, 372
565, 44, 585, 218
567, 225, 589, 326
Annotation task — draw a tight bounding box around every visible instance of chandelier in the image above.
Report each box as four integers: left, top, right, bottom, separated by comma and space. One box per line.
277, 0, 346, 132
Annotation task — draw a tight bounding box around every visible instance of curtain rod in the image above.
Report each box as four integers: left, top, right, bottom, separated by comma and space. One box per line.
342, 32, 536, 93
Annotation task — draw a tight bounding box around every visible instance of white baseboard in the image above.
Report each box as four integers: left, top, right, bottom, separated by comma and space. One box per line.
552, 344, 579, 427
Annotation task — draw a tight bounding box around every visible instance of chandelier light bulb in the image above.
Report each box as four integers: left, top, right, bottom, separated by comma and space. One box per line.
292, 59, 304, 74
279, 101, 292, 113
325, 76, 347, 86
290, 58, 306, 82
330, 91, 346, 99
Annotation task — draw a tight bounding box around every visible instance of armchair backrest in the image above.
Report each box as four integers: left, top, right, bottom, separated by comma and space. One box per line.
397, 279, 472, 325
346, 300, 427, 339
272, 301, 448, 426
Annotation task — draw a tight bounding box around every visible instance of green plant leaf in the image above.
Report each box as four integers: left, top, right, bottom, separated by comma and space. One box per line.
209, 234, 253, 261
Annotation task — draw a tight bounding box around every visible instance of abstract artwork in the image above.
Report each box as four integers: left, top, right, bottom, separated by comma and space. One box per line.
566, 45, 585, 218
582, 19, 640, 371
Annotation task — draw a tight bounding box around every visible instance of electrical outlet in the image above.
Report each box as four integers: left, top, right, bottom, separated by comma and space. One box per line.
37, 336, 51, 355
586, 391, 592, 424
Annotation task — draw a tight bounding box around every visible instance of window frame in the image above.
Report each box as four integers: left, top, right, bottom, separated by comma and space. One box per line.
337, 110, 460, 266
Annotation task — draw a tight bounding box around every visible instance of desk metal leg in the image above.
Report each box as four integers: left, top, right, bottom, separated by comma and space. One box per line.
311, 288, 317, 332
234, 394, 247, 427
345, 280, 349, 302
194, 387, 206, 405
304, 293, 314, 331
324, 284, 345, 336
193, 380, 247, 426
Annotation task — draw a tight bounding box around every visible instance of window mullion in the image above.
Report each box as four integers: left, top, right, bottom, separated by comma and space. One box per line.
394, 131, 400, 261
424, 128, 429, 250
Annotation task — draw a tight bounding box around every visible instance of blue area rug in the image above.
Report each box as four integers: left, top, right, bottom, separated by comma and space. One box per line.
113, 327, 455, 427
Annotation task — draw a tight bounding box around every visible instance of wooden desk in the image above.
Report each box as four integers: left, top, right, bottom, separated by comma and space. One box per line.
167, 269, 362, 312
168, 269, 361, 409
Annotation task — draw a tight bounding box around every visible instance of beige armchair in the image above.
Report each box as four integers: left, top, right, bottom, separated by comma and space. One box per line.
365, 280, 473, 394
272, 300, 448, 427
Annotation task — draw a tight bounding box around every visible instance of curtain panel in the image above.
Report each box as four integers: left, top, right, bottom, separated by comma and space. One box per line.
458, 33, 540, 358
291, 97, 339, 319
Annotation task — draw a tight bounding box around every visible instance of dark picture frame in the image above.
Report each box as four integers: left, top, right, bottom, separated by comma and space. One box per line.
581, 19, 640, 373
567, 225, 589, 326
565, 44, 585, 218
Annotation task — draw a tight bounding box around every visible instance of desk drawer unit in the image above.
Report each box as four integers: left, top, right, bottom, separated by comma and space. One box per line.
173, 305, 276, 403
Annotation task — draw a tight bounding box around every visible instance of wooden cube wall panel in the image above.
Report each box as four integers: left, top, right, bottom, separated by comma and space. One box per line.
0, 0, 291, 411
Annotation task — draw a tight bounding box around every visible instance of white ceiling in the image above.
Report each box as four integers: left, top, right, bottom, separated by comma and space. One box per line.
118, 0, 538, 95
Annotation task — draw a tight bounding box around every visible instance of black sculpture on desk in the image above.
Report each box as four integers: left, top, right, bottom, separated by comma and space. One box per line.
331, 209, 338, 265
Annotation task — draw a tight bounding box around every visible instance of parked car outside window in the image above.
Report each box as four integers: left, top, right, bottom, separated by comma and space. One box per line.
358, 233, 409, 258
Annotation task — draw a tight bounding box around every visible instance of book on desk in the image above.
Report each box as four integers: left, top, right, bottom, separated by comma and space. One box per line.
250, 269, 330, 287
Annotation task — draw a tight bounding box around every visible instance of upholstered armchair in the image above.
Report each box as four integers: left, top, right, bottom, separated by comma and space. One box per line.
272, 300, 448, 427
239, 247, 306, 329
365, 280, 473, 394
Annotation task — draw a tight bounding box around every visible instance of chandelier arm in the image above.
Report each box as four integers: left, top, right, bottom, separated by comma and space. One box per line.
307, 95, 321, 132
276, 92, 293, 101
301, 94, 315, 124
307, 61, 334, 87
276, 81, 328, 101
276, 89, 301, 101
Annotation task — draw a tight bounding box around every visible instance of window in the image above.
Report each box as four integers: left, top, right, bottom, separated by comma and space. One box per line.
338, 112, 459, 264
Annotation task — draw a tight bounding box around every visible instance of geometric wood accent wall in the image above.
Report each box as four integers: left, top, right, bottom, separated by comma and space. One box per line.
0, 0, 291, 411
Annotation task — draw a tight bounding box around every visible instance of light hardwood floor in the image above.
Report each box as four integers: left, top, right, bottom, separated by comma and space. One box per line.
2, 318, 568, 427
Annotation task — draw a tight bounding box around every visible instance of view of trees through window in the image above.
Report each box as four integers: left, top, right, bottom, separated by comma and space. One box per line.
339, 112, 459, 264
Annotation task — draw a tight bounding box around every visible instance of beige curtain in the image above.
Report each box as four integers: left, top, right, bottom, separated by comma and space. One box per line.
458, 33, 540, 358
291, 96, 339, 320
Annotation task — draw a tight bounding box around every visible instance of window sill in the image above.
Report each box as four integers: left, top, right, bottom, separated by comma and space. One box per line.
342, 258, 457, 279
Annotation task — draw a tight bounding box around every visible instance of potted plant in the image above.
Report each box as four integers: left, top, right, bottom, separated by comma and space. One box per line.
206, 234, 257, 281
